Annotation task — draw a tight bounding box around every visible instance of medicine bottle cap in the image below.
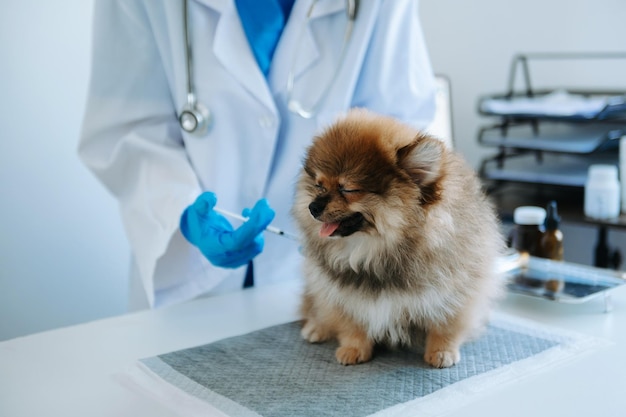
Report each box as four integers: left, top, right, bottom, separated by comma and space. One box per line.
587, 164, 618, 182
514, 206, 546, 225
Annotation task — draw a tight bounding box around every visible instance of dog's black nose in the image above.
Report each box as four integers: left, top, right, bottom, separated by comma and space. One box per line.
309, 200, 326, 218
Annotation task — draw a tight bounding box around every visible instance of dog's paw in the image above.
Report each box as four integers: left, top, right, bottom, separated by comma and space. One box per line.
424, 349, 460, 368
301, 321, 330, 343
335, 345, 373, 365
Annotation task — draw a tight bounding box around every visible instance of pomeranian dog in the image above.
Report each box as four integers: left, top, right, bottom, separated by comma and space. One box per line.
292, 109, 505, 368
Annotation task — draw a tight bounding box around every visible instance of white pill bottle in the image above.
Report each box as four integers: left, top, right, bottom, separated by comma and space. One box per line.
584, 164, 620, 219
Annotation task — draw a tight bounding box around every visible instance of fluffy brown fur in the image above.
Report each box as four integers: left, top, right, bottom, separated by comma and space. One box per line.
292, 109, 505, 368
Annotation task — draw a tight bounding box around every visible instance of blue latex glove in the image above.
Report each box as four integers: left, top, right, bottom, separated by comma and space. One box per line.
180, 192, 276, 268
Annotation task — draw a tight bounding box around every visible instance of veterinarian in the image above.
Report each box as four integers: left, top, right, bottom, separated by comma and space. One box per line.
79, 0, 437, 309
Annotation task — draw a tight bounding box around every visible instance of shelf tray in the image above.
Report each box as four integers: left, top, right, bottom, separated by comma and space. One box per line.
479, 121, 625, 154
479, 90, 626, 121
481, 151, 618, 188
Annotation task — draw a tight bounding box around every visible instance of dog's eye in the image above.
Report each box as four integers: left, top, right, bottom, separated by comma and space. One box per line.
314, 183, 327, 193
340, 187, 362, 194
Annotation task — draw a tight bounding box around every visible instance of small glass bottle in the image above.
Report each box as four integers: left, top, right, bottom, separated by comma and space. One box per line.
541, 201, 565, 294
511, 206, 546, 257
540, 201, 564, 261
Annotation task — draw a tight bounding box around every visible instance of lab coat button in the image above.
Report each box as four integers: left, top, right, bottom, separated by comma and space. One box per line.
259, 116, 274, 129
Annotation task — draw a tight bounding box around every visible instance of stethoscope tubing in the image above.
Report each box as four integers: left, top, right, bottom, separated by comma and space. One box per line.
179, 0, 358, 134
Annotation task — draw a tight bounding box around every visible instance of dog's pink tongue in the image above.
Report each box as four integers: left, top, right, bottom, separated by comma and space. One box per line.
319, 222, 340, 237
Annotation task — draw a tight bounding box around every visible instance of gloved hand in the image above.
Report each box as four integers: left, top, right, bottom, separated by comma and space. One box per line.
180, 192, 276, 268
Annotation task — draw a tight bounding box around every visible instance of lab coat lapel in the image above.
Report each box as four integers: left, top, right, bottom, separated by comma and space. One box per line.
193, 0, 277, 113
271, 0, 345, 94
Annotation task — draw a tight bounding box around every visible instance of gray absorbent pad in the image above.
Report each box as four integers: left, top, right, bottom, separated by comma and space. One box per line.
134, 315, 606, 417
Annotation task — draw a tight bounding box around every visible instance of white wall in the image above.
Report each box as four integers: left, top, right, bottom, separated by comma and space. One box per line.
1, 0, 625, 341
0, 0, 129, 341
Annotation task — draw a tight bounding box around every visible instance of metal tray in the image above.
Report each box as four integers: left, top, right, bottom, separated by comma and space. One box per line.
499, 253, 626, 307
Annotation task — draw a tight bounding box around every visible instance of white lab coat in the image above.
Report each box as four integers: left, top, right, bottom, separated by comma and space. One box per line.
79, 0, 436, 309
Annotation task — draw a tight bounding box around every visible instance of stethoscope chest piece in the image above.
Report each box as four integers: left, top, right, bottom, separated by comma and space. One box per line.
179, 97, 211, 136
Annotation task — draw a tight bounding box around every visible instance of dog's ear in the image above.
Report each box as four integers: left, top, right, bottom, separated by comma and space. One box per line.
396, 135, 444, 186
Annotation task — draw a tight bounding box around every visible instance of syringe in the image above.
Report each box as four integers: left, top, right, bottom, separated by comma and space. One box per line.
214, 207, 299, 241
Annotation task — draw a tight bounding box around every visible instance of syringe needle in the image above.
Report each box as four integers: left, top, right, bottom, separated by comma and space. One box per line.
214, 207, 299, 241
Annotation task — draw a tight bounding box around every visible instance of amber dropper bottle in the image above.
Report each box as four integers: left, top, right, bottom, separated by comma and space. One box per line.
541, 201, 564, 294
540, 201, 564, 261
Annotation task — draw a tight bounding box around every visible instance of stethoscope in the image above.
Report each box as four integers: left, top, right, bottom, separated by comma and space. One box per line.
179, 0, 359, 136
